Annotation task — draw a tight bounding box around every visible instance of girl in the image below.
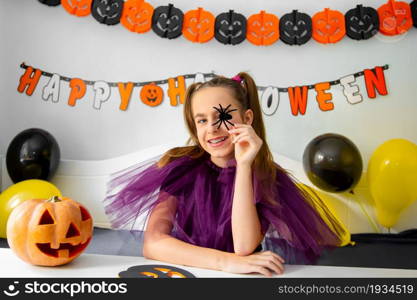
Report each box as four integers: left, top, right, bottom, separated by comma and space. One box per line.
105, 72, 347, 277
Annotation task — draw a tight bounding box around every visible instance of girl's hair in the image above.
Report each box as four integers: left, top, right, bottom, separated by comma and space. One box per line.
158, 72, 282, 191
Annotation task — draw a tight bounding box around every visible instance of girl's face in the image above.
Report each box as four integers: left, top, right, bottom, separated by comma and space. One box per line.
191, 86, 253, 167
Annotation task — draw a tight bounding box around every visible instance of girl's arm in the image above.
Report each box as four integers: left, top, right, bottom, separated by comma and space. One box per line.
231, 163, 263, 256
143, 195, 284, 276
143, 195, 226, 271
228, 124, 265, 256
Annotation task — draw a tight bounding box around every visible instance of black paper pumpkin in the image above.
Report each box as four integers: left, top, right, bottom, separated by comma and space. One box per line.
411, 0, 417, 28
38, 0, 61, 6
345, 5, 379, 40
152, 4, 184, 39
215, 10, 247, 45
91, 0, 123, 25
279, 10, 312, 45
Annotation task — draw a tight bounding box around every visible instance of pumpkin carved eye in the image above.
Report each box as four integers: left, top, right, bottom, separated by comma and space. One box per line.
80, 206, 91, 221
66, 223, 80, 238
39, 210, 55, 225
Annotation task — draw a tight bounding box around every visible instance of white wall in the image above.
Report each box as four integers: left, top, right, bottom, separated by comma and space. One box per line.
1, 0, 416, 166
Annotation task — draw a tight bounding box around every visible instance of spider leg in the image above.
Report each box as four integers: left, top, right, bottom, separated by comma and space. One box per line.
212, 119, 221, 127
216, 121, 223, 130
213, 106, 222, 114
226, 120, 235, 127
225, 108, 238, 114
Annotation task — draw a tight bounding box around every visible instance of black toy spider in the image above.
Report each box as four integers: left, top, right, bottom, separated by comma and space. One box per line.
212, 104, 237, 130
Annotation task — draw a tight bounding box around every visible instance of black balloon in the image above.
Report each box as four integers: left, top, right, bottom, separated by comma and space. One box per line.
6, 128, 60, 183
152, 4, 184, 39
345, 5, 379, 40
279, 10, 312, 45
38, 0, 61, 6
215, 10, 247, 45
92, 0, 124, 25
411, 0, 417, 28
302, 133, 363, 193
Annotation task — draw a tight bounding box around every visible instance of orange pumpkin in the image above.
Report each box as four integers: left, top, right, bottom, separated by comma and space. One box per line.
62, 0, 93, 17
312, 8, 345, 43
140, 83, 164, 107
121, 0, 154, 33
7, 196, 93, 266
183, 7, 215, 43
377, 0, 413, 35
246, 10, 279, 46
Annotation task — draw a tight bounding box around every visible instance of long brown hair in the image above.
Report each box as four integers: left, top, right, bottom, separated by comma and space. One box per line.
158, 72, 281, 185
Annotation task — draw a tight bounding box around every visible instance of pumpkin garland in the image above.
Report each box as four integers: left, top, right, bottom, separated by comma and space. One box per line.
39, 0, 417, 46
7, 196, 93, 266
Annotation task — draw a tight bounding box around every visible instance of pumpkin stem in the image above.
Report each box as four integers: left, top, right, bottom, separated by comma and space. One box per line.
48, 196, 62, 203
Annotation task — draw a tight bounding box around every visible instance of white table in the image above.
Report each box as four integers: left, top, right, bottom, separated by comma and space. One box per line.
1, 249, 417, 278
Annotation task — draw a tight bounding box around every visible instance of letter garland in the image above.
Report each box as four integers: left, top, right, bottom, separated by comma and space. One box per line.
17, 62, 389, 116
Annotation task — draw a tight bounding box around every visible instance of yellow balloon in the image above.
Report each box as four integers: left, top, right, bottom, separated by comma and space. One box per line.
367, 139, 417, 228
297, 183, 352, 247
0, 179, 62, 238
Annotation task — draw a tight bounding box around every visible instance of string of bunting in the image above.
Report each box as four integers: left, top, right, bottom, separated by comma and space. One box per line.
38, 0, 417, 46
17, 62, 389, 116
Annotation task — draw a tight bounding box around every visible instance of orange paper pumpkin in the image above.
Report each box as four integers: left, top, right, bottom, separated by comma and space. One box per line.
7, 196, 93, 266
183, 8, 215, 43
377, 0, 413, 35
140, 83, 164, 106
121, 0, 154, 33
62, 0, 93, 17
247, 10, 279, 46
312, 8, 345, 44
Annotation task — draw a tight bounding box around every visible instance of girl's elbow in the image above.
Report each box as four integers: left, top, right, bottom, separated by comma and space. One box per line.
234, 246, 254, 256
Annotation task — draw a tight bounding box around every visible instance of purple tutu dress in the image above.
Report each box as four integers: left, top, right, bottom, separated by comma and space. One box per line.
104, 153, 346, 264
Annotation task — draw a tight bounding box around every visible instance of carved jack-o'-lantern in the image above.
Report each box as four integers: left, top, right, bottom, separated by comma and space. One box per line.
345, 5, 379, 40
140, 83, 164, 107
279, 10, 312, 46
247, 10, 280, 46
312, 8, 346, 44
62, 0, 93, 17
215, 10, 247, 45
152, 4, 184, 39
121, 0, 154, 33
377, 0, 413, 35
183, 7, 215, 43
119, 265, 196, 278
91, 0, 124, 25
7, 196, 93, 266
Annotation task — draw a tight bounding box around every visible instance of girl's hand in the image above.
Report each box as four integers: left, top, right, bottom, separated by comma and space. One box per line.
221, 251, 285, 277
228, 124, 263, 167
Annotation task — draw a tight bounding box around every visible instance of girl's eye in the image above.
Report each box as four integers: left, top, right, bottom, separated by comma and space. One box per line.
197, 119, 207, 124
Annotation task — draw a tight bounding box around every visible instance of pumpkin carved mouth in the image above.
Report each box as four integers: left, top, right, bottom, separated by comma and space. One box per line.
36, 238, 91, 258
